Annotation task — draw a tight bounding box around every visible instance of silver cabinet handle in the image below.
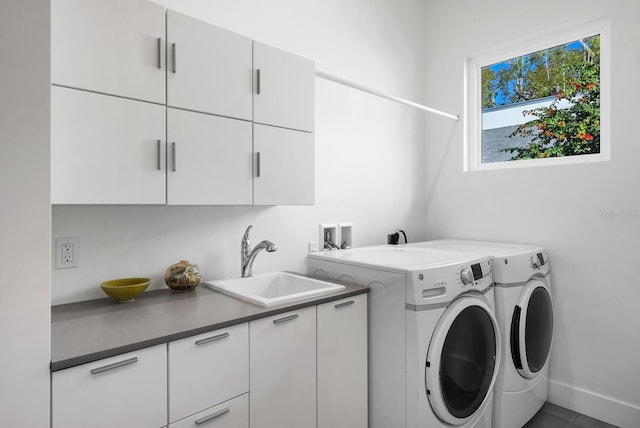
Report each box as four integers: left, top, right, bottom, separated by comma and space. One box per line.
256, 152, 261, 177
157, 37, 162, 69
90, 357, 138, 375
256, 69, 261, 94
273, 314, 299, 324
172, 43, 177, 74
195, 407, 230, 425
195, 332, 229, 346
157, 139, 162, 170
172, 142, 176, 172
335, 300, 355, 309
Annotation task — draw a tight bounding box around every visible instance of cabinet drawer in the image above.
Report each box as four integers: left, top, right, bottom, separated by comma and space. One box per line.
169, 323, 249, 423
52, 344, 167, 428
170, 394, 248, 428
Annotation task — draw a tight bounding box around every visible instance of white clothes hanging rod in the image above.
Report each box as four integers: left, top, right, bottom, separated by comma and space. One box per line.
315, 70, 459, 121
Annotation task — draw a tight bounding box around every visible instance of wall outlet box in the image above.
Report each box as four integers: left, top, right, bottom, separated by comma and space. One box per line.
55, 237, 79, 269
338, 223, 353, 249
319, 223, 338, 250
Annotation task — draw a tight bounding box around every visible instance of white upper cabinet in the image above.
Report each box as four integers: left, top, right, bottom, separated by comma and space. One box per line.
253, 42, 315, 132
51, 86, 166, 205
51, 0, 166, 104
167, 108, 253, 205
253, 124, 315, 205
166, 11, 253, 120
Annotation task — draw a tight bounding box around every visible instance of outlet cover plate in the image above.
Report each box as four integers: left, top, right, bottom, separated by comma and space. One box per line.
55, 237, 79, 269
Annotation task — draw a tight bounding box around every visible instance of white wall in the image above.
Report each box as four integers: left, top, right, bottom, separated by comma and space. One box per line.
0, 1, 51, 426
52, 0, 428, 304
423, 1, 640, 426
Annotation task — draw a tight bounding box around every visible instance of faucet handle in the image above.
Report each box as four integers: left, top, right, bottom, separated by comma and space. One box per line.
241, 225, 253, 253
242, 225, 253, 241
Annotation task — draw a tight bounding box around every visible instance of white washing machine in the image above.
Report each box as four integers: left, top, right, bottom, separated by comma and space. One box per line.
408, 240, 554, 428
307, 245, 500, 428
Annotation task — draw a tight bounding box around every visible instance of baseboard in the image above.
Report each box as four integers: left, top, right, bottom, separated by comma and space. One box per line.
548, 378, 640, 428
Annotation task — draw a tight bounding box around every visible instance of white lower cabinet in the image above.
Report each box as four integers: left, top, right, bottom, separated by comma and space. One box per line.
249, 307, 317, 428
317, 294, 369, 428
168, 323, 249, 423
169, 394, 249, 428
51, 344, 167, 428
52, 296, 367, 428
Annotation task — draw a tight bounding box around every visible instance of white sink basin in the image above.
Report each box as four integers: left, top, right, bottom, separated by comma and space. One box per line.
205, 272, 345, 307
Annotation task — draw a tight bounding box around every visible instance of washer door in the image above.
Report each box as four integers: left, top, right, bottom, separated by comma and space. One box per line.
510, 279, 553, 378
425, 296, 500, 425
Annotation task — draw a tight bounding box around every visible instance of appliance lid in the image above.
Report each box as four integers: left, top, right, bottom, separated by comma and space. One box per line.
307, 245, 481, 272
409, 239, 543, 258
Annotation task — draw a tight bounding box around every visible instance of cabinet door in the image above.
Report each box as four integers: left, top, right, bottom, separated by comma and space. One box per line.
250, 307, 316, 428
253, 42, 315, 132
167, 109, 252, 205
167, 11, 252, 120
52, 345, 167, 428
253, 124, 315, 205
51, 86, 166, 204
317, 295, 368, 428
52, 0, 165, 103
168, 324, 249, 423
169, 394, 248, 428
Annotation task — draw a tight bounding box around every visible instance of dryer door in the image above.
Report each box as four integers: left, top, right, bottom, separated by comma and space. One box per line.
510, 278, 553, 378
425, 295, 500, 426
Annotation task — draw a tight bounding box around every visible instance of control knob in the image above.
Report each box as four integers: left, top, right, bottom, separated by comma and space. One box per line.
530, 256, 540, 270
460, 268, 474, 285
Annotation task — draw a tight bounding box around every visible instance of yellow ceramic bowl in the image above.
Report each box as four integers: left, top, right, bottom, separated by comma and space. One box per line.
100, 278, 150, 302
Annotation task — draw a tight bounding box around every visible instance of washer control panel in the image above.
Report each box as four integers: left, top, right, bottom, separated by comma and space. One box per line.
457, 259, 491, 287
407, 257, 493, 306
530, 251, 548, 270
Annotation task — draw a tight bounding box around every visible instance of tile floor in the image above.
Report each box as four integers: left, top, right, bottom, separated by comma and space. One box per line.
524, 402, 619, 428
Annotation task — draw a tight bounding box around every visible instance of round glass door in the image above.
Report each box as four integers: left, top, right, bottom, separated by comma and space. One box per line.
425, 296, 500, 425
510, 279, 553, 378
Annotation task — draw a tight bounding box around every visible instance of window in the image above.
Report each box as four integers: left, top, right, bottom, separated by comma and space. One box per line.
465, 17, 610, 171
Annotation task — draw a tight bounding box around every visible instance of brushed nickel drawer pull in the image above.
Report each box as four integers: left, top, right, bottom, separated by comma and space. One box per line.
273, 314, 299, 324
195, 332, 230, 346
156, 139, 162, 170
157, 37, 162, 69
335, 300, 355, 309
90, 357, 138, 375
195, 407, 230, 425
256, 152, 261, 177
172, 43, 177, 73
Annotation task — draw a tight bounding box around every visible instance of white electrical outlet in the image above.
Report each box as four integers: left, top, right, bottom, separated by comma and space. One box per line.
308, 241, 319, 253
55, 237, 79, 269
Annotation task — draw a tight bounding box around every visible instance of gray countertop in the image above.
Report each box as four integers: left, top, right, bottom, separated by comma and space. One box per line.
51, 276, 367, 372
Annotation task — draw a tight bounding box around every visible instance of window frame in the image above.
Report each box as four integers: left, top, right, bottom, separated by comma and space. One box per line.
464, 16, 610, 172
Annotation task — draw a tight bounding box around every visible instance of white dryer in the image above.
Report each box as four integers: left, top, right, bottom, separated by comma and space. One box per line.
409, 240, 554, 428
307, 245, 500, 428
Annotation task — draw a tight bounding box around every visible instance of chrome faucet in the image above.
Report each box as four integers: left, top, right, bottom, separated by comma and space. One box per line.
241, 225, 277, 278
